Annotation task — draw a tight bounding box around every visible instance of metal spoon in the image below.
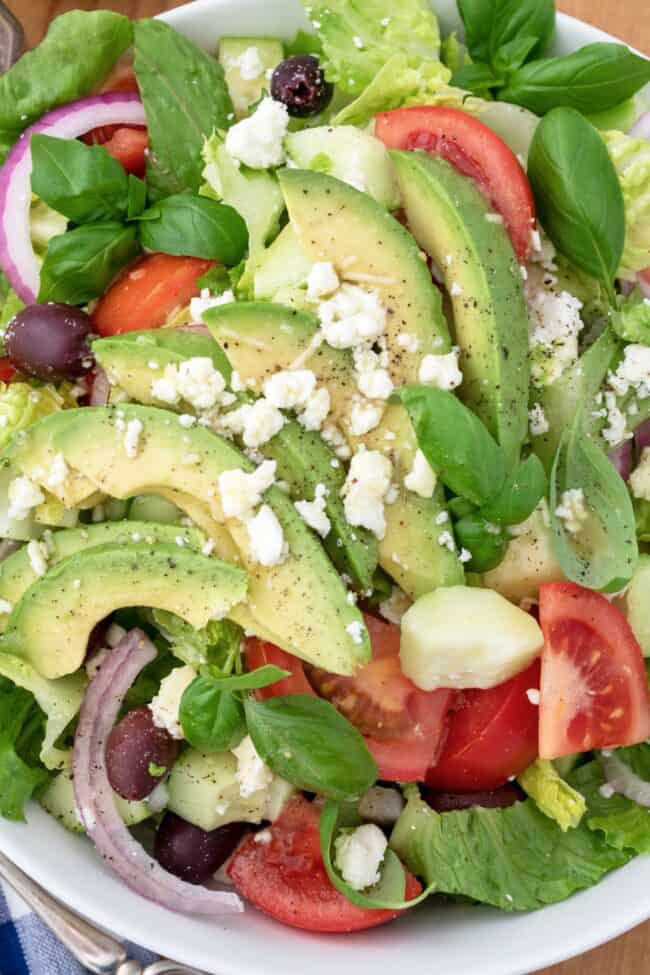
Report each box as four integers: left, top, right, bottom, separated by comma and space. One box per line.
0, 849, 208, 975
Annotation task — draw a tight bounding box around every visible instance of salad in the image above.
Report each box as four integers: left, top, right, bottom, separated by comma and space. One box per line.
0, 0, 648, 934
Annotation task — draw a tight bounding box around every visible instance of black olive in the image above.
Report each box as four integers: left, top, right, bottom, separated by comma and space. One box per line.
270, 55, 334, 118
5, 303, 95, 381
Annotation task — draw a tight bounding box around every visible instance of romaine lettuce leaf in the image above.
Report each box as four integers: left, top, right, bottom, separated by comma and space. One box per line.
602, 130, 650, 279
0, 676, 50, 820
150, 609, 243, 671
610, 288, 650, 345
0, 383, 66, 451
303, 0, 442, 95
570, 758, 650, 855
518, 759, 586, 831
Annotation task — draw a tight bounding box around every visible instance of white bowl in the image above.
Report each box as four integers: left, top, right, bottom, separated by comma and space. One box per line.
1, 3, 648, 973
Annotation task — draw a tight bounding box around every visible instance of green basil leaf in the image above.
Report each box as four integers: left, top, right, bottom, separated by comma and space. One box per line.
133, 20, 234, 200
126, 176, 148, 221
203, 665, 290, 693
319, 801, 435, 909
38, 223, 140, 305
179, 678, 246, 752
451, 63, 504, 95
244, 695, 378, 802
396, 386, 506, 507
550, 412, 638, 591
492, 35, 539, 74
454, 514, 509, 572
501, 43, 650, 115
30, 134, 130, 225
480, 453, 546, 525
137, 195, 248, 266
458, 0, 555, 66
528, 108, 625, 302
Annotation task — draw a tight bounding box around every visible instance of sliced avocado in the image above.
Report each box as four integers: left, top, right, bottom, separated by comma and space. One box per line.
40, 769, 152, 833
390, 151, 530, 470
253, 224, 313, 301
207, 302, 463, 597
3, 541, 247, 679
0, 466, 44, 541
279, 169, 451, 381
167, 748, 293, 832
623, 554, 650, 656
0, 520, 204, 633
217, 37, 284, 117
479, 502, 564, 603
285, 126, 400, 209
6, 406, 370, 674
128, 494, 183, 524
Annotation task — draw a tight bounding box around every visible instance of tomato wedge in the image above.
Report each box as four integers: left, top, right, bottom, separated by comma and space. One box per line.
425, 660, 541, 792
375, 106, 536, 262
83, 126, 148, 178
0, 357, 17, 383
245, 638, 317, 699
538, 582, 650, 760
92, 253, 215, 336
228, 797, 421, 932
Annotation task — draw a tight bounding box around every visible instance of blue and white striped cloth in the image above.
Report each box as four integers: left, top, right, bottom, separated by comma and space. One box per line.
0, 879, 157, 975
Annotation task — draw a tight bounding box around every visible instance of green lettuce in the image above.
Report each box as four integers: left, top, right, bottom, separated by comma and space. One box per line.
518, 759, 586, 831
303, 0, 442, 95
0, 676, 50, 820
610, 288, 650, 345
570, 758, 650, 855
635, 500, 650, 541
0, 383, 66, 451
150, 609, 243, 671
602, 130, 650, 279
0, 11, 132, 163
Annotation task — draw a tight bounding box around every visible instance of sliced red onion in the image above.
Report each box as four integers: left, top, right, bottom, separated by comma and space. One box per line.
0, 93, 146, 304
600, 750, 650, 807
629, 112, 650, 140
609, 438, 634, 481
89, 366, 110, 406
72, 628, 243, 917
635, 418, 650, 456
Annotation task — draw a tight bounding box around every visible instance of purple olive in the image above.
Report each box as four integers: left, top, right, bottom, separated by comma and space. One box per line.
154, 813, 248, 885
105, 707, 180, 801
5, 302, 95, 381
422, 783, 526, 813
270, 55, 333, 117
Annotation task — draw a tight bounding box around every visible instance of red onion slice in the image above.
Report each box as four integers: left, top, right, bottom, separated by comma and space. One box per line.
72, 628, 243, 917
0, 93, 146, 304
89, 366, 111, 406
609, 438, 634, 481
600, 750, 650, 807
629, 111, 650, 140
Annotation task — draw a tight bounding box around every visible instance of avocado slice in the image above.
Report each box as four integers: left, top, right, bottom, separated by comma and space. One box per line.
4, 406, 370, 674
2, 542, 247, 679
93, 331, 378, 590
253, 224, 313, 301
207, 302, 463, 597
0, 520, 204, 633
390, 151, 530, 470
218, 37, 284, 118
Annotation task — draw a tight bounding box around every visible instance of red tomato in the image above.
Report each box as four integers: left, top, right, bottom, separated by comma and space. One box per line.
228, 797, 421, 932
100, 63, 140, 94
91, 254, 215, 336
375, 106, 536, 262
82, 126, 148, 177
244, 638, 317, 699
425, 660, 541, 792
0, 357, 17, 383
538, 582, 650, 760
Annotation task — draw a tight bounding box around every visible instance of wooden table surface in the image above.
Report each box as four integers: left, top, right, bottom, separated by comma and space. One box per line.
6, 1, 650, 973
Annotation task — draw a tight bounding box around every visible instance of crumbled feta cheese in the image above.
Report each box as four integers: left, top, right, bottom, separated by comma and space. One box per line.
356, 363, 393, 400
230, 370, 245, 393
322, 423, 351, 459
555, 488, 588, 535
123, 418, 143, 459
8, 476, 45, 521
352, 35, 364, 49
178, 414, 197, 428
334, 824, 387, 891
225, 97, 289, 169
246, 503, 288, 566
449, 281, 464, 297
232, 735, 273, 797
151, 357, 229, 412
307, 262, 340, 301
0, 598, 12, 614
149, 665, 197, 740
295, 484, 331, 537
218, 459, 276, 519
318, 284, 387, 349
189, 288, 235, 323
27, 539, 48, 577
47, 453, 69, 489
378, 587, 411, 625
342, 448, 393, 539
528, 289, 583, 386
346, 620, 365, 645
602, 391, 628, 446
396, 332, 419, 354
106, 623, 127, 647
404, 449, 436, 499
349, 398, 384, 436
298, 386, 331, 431
230, 45, 265, 81
630, 447, 650, 502
485, 213, 504, 224
435, 511, 449, 525
438, 530, 456, 553
240, 398, 285, 448
264, 369, 316, 410
607, 344, 650, 400
459, 548, 472, 563
418, 349, 463, 390
599, 783, 616, 799
528, 402, 549, 437
526, 688, 540, 705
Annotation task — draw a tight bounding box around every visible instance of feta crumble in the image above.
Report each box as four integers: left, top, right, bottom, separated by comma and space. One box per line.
233, 735, 273, 797
317, 284, 386, 349
8, 476, 44, 521
349, 397, 385, 436
295, 483, 331, 537
225, 97, 289, 169
528, 289, 583, 386
151, 357, 230, 411
246, 503, 288, 566
123, 418, 143, 459
606, 344, 650, 401
240, 398, 285, 448
189, 288, 235, 323
307, 262, 340, 300
396, 332, 419, 354
298, 386, 331, 431
342, 449, 393, 539
418, 349, 463, 390
47, 453, 69, 489
264, 369, 316, 410
345, 620, 365, 645
149, 665, 196, 740
404, 449, 436, 499
27, 540, 49, 577
528, 403, 549, 437
449, 281, 464, 297
218, 459, 277, 520
526, 688, 540, 705
334, 824, 387, 891
229, 45, 265, 81
555, 488, 589, 535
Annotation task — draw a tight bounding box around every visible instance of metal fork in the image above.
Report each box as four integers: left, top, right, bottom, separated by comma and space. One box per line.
0, 850, 209, 975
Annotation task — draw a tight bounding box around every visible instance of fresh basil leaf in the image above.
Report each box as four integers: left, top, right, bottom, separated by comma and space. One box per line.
133, 20, 234, 200
0, 11, 132, 163
454, 514, 508, 572
480, 454, 546, 525
458, 0, 555, 66
137, 195, 248, 266
244, 694, 378, 802
38, 223, 140, 305
319, 800, 435, 910
397, 386, 506, 507
203, 665, 290, 693
501, 43, 650, 115
30, 134, 130, 225
451, 63, 504, 95
179, 678, 246, 752
550, 412, 638, 591
492, 35, 539, 74
528, 108, 625, 303
126, 176, 148, 221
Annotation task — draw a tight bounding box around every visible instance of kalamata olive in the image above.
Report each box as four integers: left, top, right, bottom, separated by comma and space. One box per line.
105, 707, 180, 801
154, 813, 248, 885
423, 783, 526, 813
5, 302, 95, 381
270, 55, 334, 118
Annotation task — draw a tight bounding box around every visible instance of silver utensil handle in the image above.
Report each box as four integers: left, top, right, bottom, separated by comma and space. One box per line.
0, 850, 131, 974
